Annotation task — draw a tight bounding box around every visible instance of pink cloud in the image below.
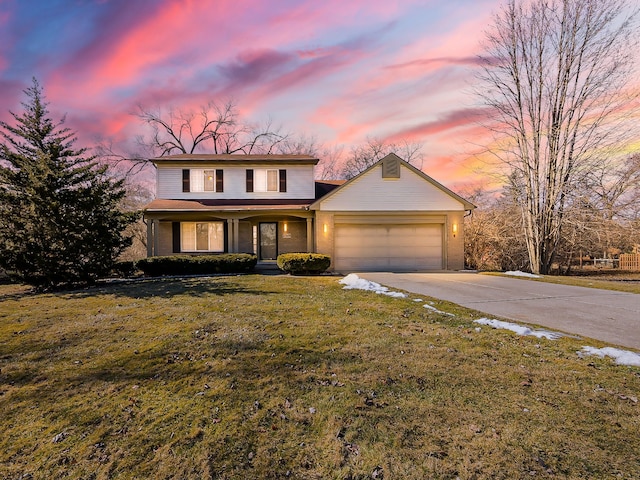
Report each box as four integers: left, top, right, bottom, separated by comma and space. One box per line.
242, 46, 373, 109
0, 1, 14, 73
117, 39, 372, 128
50, 0, 410, 105
265, 0, 419, 34
218, 49, 296, 85
311, 64, 474, 145
386, 56, 484, 70
299, 9, 497, 146
45, 1, 374, 118
385, 107, 492, 143
420, 152, 482, 188
333, 11, 494, 105
47, 1, 237, 102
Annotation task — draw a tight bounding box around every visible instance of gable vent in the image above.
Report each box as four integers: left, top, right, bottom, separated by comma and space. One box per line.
382, 157, 400, 178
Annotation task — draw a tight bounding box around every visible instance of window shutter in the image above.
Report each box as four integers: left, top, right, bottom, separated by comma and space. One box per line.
182, 169, 190, 192
172, 222, 181, 253
216, 169, 224, 192
246, 169, 254, 192
279, 169, 287, 192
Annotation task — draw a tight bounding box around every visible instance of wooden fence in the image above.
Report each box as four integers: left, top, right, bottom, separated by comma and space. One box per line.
619, 254, 640, 271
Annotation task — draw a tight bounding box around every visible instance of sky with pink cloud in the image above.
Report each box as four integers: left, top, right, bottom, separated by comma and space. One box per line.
2, 0, 632, 190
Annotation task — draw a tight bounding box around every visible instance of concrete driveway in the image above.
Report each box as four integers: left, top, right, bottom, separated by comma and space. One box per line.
358, 272, 640, 350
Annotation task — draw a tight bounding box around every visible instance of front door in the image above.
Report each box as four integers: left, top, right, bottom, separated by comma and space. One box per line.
259, 222, 278, 260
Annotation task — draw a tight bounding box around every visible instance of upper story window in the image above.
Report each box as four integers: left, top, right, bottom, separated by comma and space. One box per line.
246, 169, 287, 192
182, 169, 223, 192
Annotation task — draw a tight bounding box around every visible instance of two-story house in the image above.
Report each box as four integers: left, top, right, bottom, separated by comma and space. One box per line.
143, 153, 475, 271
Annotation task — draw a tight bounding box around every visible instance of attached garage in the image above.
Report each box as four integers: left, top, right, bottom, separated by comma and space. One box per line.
334, 223, 443, 271
311, 154, 475, 272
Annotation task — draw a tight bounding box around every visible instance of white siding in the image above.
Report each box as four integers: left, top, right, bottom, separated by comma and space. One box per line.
156, 165, 315, 199
156, 168, 182, 198
318, 164, 464, 211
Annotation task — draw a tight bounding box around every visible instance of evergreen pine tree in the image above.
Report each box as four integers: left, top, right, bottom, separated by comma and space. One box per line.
0, 78, 136, 289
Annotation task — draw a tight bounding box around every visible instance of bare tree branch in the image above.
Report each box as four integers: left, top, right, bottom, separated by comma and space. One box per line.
97, 99, 294, 175
341, 137, 424, 179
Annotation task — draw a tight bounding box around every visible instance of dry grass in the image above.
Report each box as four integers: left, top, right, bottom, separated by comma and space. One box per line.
484, 270, 640, 294
1, 275, 639, 479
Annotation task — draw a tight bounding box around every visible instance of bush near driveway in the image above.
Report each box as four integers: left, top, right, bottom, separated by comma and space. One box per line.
277, 253, 331, 274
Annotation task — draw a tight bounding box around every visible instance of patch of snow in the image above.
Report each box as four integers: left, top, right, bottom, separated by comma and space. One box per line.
504, 270, 542, 278
339, 274, 407, 298
413, 298, 424, 302
423, 303, 455, 317
578, 346, 640, 367
474, 318, 563, 339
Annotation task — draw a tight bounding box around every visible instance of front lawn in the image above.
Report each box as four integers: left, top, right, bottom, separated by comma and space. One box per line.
1, 275, 639, 479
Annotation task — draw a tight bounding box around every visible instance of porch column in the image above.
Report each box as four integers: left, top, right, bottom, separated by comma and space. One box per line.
306, 218, 314, 252
153, 219, 160, 256
146, 219, 153, 257
233, 219, 240, 253
227, 219, 236, 253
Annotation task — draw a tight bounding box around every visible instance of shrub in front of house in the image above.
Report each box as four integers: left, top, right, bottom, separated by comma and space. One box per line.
136, 254, 257, 276
110, 260, 138, 278
277, 253, 331, 275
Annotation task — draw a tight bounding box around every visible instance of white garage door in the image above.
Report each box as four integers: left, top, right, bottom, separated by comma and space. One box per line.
334, 224, 443, 272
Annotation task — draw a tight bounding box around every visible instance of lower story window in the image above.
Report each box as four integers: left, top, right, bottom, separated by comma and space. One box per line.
181, 222, 224, 252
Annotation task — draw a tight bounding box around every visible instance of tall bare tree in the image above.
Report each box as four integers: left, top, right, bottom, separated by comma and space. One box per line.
97, 99, 291, 175
477, 0, 639, 273
136, 100, 288, 156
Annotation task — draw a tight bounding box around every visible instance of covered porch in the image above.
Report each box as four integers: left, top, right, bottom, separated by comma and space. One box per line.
144, 201, 315, 261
